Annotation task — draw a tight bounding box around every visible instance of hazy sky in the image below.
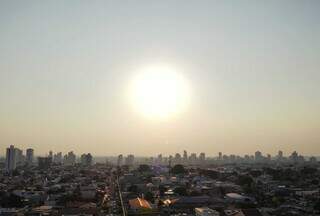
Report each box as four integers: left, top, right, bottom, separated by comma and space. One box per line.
1, 0, 319, 156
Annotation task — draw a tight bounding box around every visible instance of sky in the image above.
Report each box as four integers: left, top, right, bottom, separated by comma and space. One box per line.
0, 0, 319, 156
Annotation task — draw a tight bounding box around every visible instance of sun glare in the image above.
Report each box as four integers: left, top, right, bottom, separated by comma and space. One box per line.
130, 65, 189, 119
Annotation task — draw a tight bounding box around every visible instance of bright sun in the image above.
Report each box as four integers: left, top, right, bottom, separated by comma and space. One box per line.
130, 64, 190, 119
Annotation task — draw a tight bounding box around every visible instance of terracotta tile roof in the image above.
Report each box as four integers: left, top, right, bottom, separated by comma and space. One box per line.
129, 197, 152, 209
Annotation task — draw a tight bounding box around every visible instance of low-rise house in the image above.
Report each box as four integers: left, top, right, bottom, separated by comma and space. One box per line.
128, 197, 154, 214
167, 196, 210, 210
225, 193, 256, 204
195, 207, 220, 216
224, 209, 262, 216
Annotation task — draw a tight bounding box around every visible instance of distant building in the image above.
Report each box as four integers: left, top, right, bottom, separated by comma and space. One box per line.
267, 154, 271, 161
5, 145, 17, 172
53, 152, 63, 164
278, 150, 283, 160
255, 151, 263, 161
297, 155, 305, 163
309, 156, 317, 163
230, 154, 236, 162
290, 151, 299, 163
158, 154, 163, 164
189, 153, 197, 164
15, 148, 24, 167
64, 151, 76, 166
174, 153, 182, 164
80, 153, 93, 166
26, 148, 34, 165
244, 155, 250, 161
183, 150, 188, 163
125, 154, 135, 166
117, 154, 123, 166
168, 155, 173, 168
199, 152, 206, 162
38, 156, 52, 169
48, 151, 53, 161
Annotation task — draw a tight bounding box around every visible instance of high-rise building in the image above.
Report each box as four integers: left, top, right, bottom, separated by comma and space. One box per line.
183, 150, 188, 163
298, 155, 305, 163
125, 154, 135, 166
255, 151, 263, 161
168, 155, 173, 168
199, 152, 206, 162
230, 154, 236, 162
149, 156, 154, 165
48, 151, 53, 162
244, 154, 250, 161
267, 154, 271, 161
5, 145, 17, 172
157, 154, 163, 165
15, 148, 24, 167
64, 151, 76, 166
278, 150, 283, 159
53, 152, 63, 164
189, 153, 197, 164
218, 152, 222, 160
26, 148, 34, 165
174, 153, 182, 164
80, 153, 93, 166
117, 154, 123, 167
290, 151, 298, 163
38, 156, 52, 169
309, 156, 317, 163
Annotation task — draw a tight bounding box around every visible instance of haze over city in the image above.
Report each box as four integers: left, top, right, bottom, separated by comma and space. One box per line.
1, 0, 320, 156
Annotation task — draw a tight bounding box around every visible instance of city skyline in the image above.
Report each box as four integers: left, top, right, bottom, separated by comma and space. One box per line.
1, 0, 320, 156
2, 144, 318, 159
3, 144, 318, 173
1, 1, 319, 215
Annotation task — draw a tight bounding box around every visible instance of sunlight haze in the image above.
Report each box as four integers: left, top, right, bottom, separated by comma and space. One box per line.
0, 0, 320, 156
